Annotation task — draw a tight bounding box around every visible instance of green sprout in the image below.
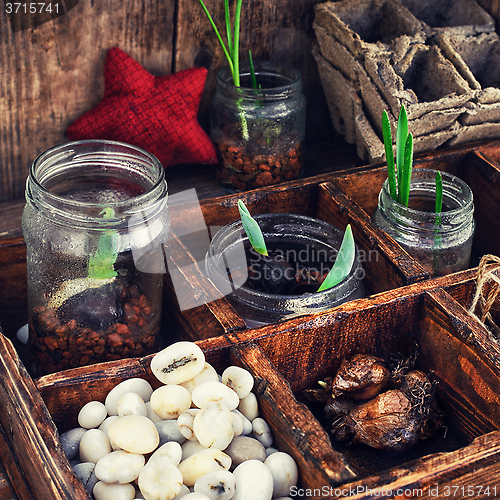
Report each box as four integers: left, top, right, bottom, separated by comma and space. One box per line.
87, 207, 119, 279
317, 224, 355, 292
382, 106, 413, 207
382, 105, 443, 214
238, 199, 268, 256
237, 200, 356, 292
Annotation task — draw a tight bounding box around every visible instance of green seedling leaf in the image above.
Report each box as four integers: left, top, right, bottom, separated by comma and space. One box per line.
88, 207, 119, 279
396, 105, 408, 190
317, 224, 355, 292
435, 171, 443, 214
238, 200, 268, 256
248, 50, 258, 89
382, 110, 398, 202
398, 132, 414, 207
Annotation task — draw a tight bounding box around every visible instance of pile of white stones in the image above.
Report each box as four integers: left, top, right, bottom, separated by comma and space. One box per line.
60, 341, 299, 500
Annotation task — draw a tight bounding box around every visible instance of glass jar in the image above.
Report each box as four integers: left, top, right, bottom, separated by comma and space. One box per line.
205, 213, 365, 328
211, 61, 306, 192
372, 168, 475, 277
22, 140, 170, 376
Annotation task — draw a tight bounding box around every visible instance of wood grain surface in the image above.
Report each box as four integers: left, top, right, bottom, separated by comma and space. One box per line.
0, 0, 333, 202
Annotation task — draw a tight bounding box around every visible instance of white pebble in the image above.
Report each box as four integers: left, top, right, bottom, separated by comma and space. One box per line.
93, 481, 135, 500
238, 393, 258, 421
117, 392, 148, 417
174, 484, 191, 499
182, 494, 211, 500
60, 427, 87, 460
182, 440, 207, 460
73, 462, 98, 495
264, 452, 298, 498
16, 323, 29, 344
232, 460, 273, 500
193, 402, 234, 450
178, 409, 200, 441
192, 382, 239, 411
221, 366, 254, 399
108, 415, 159, 454
138, 457, 183, 500
194, 470, 236, 500
150, 385, 192, 420
79, 429, 111, 463
232, 410, 252, 435
149, 441, 183, 467
181, 362, 219, 393
95, 450, 145, 484
105, 378, 153, 416
252, 418, 273, 448
231, 411, 243, 437
178, 449, 232, 486
78, 401, 107, 429
156, 419, 186, 445
146, 402, 162, 423
99, 416, 119, 436
265, 447, 279, 457
151, 341, 205, 385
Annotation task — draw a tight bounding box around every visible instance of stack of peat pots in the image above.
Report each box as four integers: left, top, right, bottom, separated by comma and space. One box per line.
314, 0, 500, 163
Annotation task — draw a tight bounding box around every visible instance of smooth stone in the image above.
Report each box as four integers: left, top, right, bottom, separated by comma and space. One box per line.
16, 323, 29, 345
99, 416, 120, 436
173, 484, 191, 499
178, 409, 200, 441
105, 378, 153, 416
193, 402, 234, 450
108, 415, 159, 454
73, 462, 99, 495
224, 436, 266, 468
194, 470, 236, 500
181, 494, 211, 500
95, 450, 145, 484
146, 402, 162, 423
237, 393, 259, 422
138, 457, 183, 500
232, 460, 273, 500
231, 411, 243, 437
117, 392, 148, 417
221, 366, 254, 399
180, 362, 219, 393
149, 441, 183, 467
264, 452, 298, 498
252, 418, 273, 448
60, 427, 87, 460
78, 401, 108, 429
265, 447, 279, 457
93, 481, 135, 500
79, 429, 112, 464
232, 410, 252, 435
192, 382, 239, 411
181, 440, 207, 461
151, 341, 205, 385
178, 449, 231, 487
150, 385, 192, 420
156, 419, 186, 445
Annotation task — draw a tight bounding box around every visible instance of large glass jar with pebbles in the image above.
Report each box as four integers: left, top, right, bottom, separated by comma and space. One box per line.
22, 140, 170, 376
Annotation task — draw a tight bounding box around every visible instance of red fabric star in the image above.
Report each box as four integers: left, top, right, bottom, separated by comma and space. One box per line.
67, 47, 218, 168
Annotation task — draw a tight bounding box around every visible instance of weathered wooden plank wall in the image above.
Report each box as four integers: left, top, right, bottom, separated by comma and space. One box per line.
0, 0, 330, 202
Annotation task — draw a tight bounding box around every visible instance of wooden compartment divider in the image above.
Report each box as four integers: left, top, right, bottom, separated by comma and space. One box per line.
3, 141, 500, 498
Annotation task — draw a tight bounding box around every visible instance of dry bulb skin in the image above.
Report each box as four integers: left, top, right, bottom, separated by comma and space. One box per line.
306, 352, 443, 452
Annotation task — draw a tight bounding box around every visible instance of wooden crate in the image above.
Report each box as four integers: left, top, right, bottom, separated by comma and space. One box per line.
163, 139, 500, 341
1, 265, 500, 499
